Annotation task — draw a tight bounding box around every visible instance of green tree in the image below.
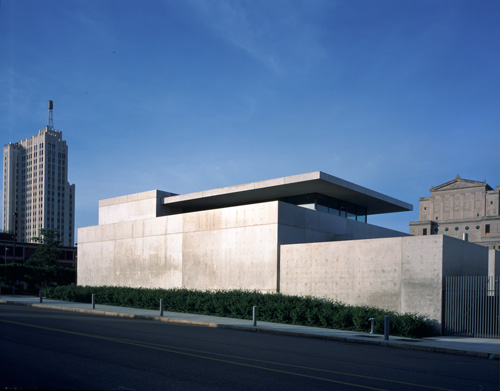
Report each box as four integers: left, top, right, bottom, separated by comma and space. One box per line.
27, 228, 62, 267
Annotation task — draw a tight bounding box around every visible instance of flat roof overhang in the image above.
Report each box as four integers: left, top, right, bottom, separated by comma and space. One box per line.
162, 171, 412, 215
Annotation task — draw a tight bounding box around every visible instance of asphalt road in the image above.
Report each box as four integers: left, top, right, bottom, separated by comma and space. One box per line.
0, 304, 498, 391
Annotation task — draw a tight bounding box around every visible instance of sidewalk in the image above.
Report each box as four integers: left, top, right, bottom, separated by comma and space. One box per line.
1, 295, 498, 360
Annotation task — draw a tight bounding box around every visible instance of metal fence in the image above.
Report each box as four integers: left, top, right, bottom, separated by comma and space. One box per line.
443, 276, 499, 338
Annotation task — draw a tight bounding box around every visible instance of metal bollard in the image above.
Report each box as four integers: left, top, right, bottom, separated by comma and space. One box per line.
39, 289, 43, 303
252, 306, 257, 326
92, 294, 96, 309
384, 315, 389, 340
368, 317, 375, 334
160, 299, 164, 316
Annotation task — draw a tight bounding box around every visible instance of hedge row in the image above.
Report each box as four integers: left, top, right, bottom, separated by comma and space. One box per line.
44, 285, 433, 338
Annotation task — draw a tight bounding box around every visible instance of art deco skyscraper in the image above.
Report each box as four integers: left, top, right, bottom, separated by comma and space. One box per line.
2, 101, 75, 247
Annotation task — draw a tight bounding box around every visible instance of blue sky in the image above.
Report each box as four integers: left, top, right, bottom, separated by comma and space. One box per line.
1, 0, 499, 239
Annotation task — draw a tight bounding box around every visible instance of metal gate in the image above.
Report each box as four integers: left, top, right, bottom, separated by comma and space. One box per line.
443, 276, 499, 338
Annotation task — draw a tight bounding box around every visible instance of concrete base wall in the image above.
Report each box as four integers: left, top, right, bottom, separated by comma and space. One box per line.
79, 202, 282, 292
79, 200, 409, 292
280, 235, 489, 326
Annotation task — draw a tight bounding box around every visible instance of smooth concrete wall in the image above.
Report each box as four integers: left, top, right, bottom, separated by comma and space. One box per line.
276, 201, 409, 246
180, 202, 279, 291
98, 190, 173, 225
78, 215, 184, 288
78, 202, 281, 292
400, 236, 445, 324
442, 235, 489, 276
79, 199, 412, 291
280, 237, 408, 314
280, 235, 489, 326
488, 249, 500, 276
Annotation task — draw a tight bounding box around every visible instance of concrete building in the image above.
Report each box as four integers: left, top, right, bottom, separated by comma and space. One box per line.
409, 175, 500, 250
2, 101, 75, 247
78, 171, 495, 330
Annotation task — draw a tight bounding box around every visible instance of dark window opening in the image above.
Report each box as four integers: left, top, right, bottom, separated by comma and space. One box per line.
281, 193, 367, 223
423, 228, 427, 235
485, 224, 490, 235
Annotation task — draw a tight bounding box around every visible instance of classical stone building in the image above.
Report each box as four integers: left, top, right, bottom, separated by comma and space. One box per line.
410, 175, 500, 250
2, 101, 75, 247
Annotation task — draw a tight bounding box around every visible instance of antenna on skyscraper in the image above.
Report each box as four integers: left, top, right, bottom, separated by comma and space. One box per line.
48, 100, 54, 130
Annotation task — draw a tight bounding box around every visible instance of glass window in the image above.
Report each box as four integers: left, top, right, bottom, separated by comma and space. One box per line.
346, 204, 357, 220
328, 198, 339, 216
356, 214, 367, 223
280, 193, 368, 223
316, 203, 328, 213
316, 194, 329, 213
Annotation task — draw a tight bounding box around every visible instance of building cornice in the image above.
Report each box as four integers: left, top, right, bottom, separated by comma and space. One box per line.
430, 175, 493, 192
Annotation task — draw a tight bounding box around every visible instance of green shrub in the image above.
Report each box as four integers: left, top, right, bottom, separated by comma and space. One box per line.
43, 286, 433, 338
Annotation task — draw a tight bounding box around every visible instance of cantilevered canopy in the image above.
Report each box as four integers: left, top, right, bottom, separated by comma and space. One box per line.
162, 171, 412, 216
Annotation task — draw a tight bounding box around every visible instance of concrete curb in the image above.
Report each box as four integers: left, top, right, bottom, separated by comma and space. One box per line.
2, 299, 498, 360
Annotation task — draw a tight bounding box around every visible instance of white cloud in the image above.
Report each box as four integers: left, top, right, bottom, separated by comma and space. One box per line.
186, 0, 329, 75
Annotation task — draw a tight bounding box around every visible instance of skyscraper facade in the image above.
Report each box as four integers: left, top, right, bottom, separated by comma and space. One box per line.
2, 101, 75, 247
